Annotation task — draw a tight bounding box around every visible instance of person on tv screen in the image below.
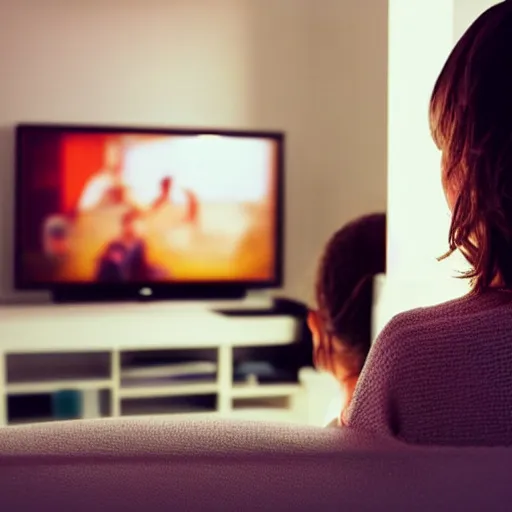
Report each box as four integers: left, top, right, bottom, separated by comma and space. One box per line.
151, 176, 174, 211
95, 242, 127, 282
151, 176, 200, 227
95, 210, 150, 282
183, 188, 199, 225
43, 216, 71, 259
78, 141, 139, 212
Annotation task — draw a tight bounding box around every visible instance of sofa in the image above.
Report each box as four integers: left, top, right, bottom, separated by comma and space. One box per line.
0, 417, 510, 511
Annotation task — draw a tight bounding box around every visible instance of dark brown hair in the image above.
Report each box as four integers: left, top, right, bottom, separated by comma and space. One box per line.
430, 1, 512, 292
315, 213, 386, 373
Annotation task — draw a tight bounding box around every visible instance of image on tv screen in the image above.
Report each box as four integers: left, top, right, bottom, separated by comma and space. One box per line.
16, 128, 281, 287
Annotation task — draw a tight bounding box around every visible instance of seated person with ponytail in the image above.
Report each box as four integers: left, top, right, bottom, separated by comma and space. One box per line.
307, 213, 386, 426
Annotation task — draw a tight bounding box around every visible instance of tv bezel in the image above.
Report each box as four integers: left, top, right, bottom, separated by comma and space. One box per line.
14, 123, 285, 301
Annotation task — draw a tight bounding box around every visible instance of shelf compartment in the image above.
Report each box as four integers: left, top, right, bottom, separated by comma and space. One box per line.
7, 389, 111, 424
121, 395, 217, 416
9, 416, 57, 426
119, 381, 219, 399
120, 349, 218, 374
6, 379, 113, 395
6, 352, 111, 384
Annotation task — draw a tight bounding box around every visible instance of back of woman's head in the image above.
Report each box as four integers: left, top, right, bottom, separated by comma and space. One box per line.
430, 1, 512, 292
316, 213, 386, 361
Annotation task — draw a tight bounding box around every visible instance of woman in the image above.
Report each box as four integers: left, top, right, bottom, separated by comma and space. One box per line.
344, 1, 512, 446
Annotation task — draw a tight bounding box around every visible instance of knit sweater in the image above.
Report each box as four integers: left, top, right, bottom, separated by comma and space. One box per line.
345, 290, 512, 446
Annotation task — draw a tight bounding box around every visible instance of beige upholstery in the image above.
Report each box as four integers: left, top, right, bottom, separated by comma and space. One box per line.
0, 417, 510, 510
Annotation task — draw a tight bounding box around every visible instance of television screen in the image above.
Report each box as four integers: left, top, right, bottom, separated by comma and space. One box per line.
15, 125, 283, 293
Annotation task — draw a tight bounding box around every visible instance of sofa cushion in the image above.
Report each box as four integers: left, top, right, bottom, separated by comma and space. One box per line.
0, 418, 509, 510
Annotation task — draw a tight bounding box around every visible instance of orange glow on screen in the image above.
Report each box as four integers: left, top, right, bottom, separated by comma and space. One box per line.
20, 131, 280, 285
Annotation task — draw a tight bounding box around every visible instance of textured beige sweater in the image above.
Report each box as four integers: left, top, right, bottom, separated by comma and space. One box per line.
345, 291, 512, 446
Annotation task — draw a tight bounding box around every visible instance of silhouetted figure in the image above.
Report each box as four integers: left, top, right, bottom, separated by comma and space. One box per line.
96, 242, 127, 282
184, 189, 199, 224
78, 141, 139, 212
151, 176, 173, 211
95, 210, 150, 282
43, 216, 71, 258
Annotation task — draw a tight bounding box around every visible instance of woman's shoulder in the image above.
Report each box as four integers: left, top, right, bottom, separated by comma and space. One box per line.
360, 297, 478, 391
376, 295, 470, 344
377, 291, 512, 349
377, 297, 459, 336
394, 290, 512, 319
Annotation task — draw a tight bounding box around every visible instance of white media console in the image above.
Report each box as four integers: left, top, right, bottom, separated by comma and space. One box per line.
0, 300, 311, 426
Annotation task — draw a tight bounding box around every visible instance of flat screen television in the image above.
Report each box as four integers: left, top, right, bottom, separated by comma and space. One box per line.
14, 124, 284, 302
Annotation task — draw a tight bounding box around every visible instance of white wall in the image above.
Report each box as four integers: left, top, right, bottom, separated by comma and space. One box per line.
303, 0, 388, 291
454, 0, 500, 39
387, 0, 457, 282
381, 0, 499, 327
0, 0, 387, 303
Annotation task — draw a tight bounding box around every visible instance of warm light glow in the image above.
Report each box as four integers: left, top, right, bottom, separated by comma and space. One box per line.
18, 130, 279, 285
124, 136, 271, 206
